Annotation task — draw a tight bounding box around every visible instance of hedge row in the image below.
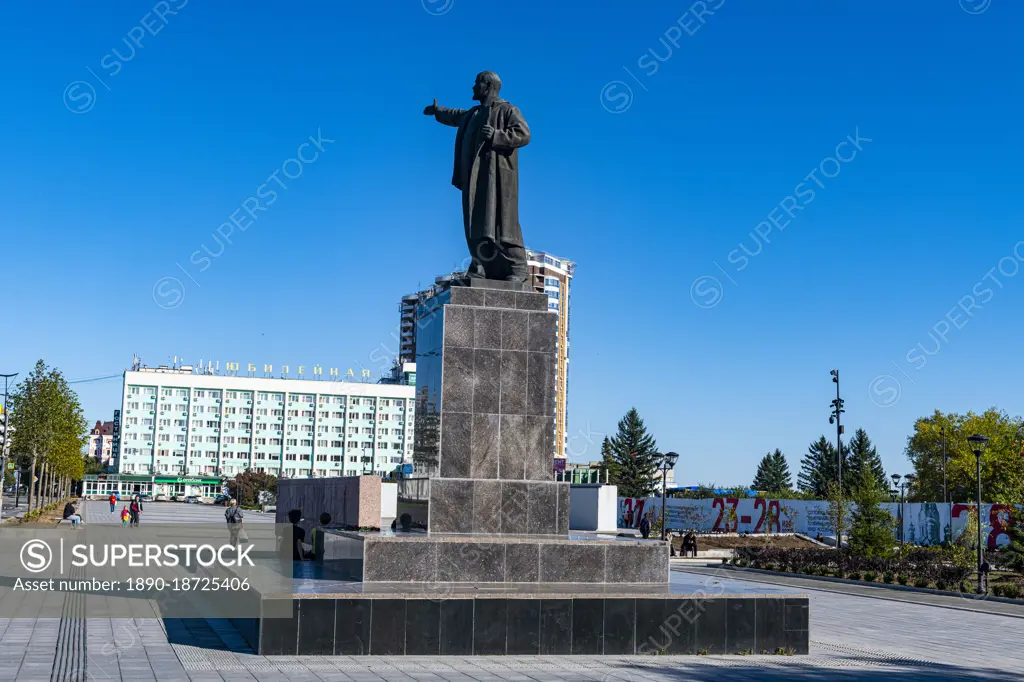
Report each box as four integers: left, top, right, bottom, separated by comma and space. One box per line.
733, 547, 973, 589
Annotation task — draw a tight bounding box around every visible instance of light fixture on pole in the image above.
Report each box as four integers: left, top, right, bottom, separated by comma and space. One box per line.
659, 451, 679, 542
891, 473, 904, 544
967, 434, 990, 594
829, 370, 845, 544
940, 424, 948, 541
0, 372, 18, 524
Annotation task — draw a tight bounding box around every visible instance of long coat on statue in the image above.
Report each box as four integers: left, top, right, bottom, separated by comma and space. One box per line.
433, 100, 530, 247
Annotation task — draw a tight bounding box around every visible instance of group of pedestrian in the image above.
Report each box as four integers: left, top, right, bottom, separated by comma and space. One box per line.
109, 493, 143, 527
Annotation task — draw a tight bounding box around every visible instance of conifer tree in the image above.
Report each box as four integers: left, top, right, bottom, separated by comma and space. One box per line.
846, 428, 887, 491
798, 436, 849, 498
609, 408, 660, 498
752, 449, 792, 492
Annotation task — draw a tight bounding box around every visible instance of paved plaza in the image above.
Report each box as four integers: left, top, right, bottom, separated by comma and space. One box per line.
1, 501, 1022, 681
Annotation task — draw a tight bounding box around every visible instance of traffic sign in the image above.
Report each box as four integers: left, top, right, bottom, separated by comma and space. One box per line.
5, 462, 12, 470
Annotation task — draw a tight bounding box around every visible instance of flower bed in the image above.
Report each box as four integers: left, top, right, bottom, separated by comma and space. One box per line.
732, 546, 974, 592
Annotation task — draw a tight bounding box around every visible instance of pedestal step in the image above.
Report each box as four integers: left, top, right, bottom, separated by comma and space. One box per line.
258, 594, 810, 656
320, 532, 670, 584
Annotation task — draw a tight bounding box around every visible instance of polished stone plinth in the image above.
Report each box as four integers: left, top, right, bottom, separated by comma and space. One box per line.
413, 283, 556, 486
256, 588, 810, 656
429, 478, 569, 535
319, 532, 670, 584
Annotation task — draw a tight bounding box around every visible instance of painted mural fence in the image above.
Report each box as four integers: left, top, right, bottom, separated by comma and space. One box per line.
618, 497, 1017, 548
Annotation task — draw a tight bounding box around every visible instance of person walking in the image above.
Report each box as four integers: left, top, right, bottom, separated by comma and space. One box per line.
639, 512, 652, 539
129, 495, 142, 527
121, 506, 131, 527
109, 493, 117, 514
225, 498, 244, 546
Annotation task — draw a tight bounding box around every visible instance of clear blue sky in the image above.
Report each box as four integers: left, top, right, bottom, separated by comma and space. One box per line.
2, 1, 1022, 487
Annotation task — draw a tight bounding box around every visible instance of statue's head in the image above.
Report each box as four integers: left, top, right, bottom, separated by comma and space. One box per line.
473, 71, 502, 102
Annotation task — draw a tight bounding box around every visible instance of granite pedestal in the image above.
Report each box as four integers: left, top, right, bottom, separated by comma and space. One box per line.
248, 280, 808, 655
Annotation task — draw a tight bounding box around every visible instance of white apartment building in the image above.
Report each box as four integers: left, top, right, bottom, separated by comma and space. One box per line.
116, 364, 415, 479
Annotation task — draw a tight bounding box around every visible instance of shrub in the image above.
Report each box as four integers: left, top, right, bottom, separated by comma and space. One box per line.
992, 584, 1005, 597
914, 577, 930, 589
897, 575, 909, 585
883, 572, 894, 584
863, 571, 876, 582
1002, 584, 1021, 599
722, 558, 730, 564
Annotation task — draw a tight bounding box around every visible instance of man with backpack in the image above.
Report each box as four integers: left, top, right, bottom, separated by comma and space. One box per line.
225, 498, 244, 546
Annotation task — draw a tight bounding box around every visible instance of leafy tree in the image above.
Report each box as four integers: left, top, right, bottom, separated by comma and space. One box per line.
846, 428, 887, 491
752, 449, 792, 493
824, 479, 853, 545
608, 408, 660, 498
83, 455, 105, 476
229, 470, 278, 507
8, 361, 87, 511
847, 463, 896, 558
905, 408, 1024, 504
798, 436, 848, 498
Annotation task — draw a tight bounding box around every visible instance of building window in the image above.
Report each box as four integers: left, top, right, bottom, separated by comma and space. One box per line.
316, 439, 328, 447
195, 390, 205, 398
238, 437, 250, 445
347, 441, 357, 448
301, 410, 314, 418
287, 410, 298, 417
333, 411, 344, 419
287, 438, 297, 446
272, 409, 284, 417
270, 438, 282, 446
206, 420, 218, 428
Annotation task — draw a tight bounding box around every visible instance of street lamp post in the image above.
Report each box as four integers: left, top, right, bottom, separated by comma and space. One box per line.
967, 434, 990, 594
941, 424, 949, 542
891, 473, 915, 545
829, 370, 845, 543
0, 372, 18, 523
891, 474, 904, 544
659, 451, 679, 542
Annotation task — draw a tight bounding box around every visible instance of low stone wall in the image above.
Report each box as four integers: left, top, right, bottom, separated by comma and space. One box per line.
276, 477, 393, 535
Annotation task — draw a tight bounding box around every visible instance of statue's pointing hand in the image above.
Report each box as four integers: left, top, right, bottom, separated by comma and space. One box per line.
423, 99, 438, 116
